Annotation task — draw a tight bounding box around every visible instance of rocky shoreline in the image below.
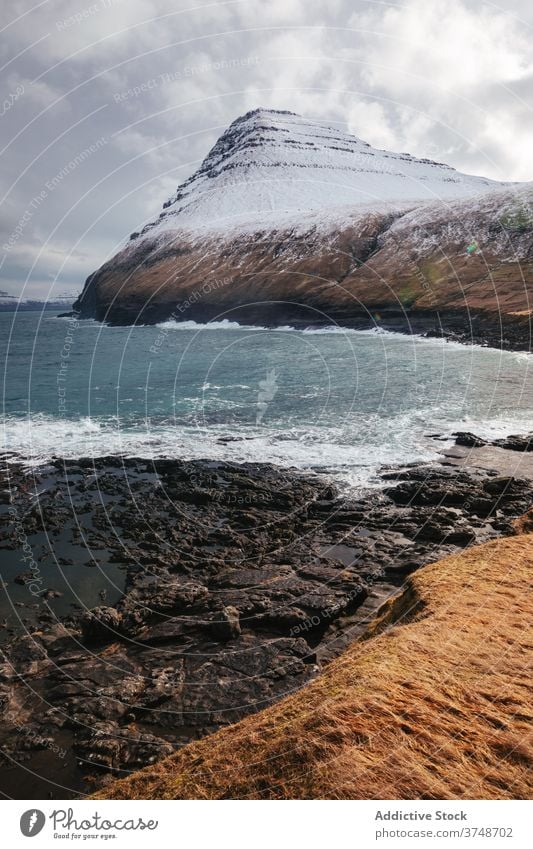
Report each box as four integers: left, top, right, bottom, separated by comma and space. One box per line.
65, 303, 532, 353
0, 438, 531, 798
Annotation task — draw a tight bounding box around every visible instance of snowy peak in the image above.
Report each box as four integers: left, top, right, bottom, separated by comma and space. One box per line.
136, 109, 509, 239
197, 107, 440, 174
189, 108, 375, 174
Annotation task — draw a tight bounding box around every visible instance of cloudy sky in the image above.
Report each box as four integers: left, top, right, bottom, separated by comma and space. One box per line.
1, 0, 532, 298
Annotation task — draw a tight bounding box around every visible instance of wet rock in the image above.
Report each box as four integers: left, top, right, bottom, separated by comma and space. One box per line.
41, 588, 63, 600
40, 626, 81, 656
1, 634, 50, 679
443, 529, 477, 546
493, 433, 533, 452
249, 606, 309, 634
455, 429, 533, 452
139, 619, 191, 645
81, 606, 123, 643
14, 571, 39, 586
75, 721, 174, 773
1, 452, 531, 795
210, 606, 241, 641
483, 476, 524, 495
454, 431, 488, 447
121, 581, 209, 618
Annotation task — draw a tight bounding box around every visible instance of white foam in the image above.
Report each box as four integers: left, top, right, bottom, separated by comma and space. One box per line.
153, 319, 531, 361
156, 318, 247, 331
3, 406, 532, 491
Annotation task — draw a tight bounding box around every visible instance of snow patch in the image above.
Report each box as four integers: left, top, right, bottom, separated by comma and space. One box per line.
128, 109, 513, 243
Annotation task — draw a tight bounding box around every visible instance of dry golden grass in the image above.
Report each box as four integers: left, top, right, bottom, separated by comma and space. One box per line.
94, 535, 533, 800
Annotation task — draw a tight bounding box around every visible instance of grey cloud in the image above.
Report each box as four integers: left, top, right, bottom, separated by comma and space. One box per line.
1, 0, 531, 298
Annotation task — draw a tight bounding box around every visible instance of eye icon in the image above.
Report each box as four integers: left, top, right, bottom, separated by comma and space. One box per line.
20, 810, 46, 837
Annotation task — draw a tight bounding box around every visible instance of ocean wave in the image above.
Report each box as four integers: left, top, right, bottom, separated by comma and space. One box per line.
152, 318, 531, 356
155, 319, 392, 336
3, 408, 532, 491
156, 319, 253, 331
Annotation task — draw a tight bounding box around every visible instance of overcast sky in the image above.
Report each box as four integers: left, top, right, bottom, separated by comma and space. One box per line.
1, 0, 532, 298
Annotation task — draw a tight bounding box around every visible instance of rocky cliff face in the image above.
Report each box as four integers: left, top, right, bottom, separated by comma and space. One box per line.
74, 109, 532, 349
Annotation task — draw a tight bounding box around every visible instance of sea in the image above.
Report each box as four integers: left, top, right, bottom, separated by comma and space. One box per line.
1, 311, 532, 489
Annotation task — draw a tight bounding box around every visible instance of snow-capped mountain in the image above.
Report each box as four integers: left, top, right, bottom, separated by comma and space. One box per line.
134, 109, 506, 240
74, 109, 532, 349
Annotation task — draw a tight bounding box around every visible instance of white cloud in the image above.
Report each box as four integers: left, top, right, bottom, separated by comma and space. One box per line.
348, 0, 533, 179
355, 0, 530, 92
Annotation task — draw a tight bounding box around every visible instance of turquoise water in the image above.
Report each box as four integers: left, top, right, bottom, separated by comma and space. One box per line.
1, 311, 531, 487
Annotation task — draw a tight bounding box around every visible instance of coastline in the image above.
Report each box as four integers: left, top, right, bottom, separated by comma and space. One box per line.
1, 433, 531, 798
65, 305, 532, 353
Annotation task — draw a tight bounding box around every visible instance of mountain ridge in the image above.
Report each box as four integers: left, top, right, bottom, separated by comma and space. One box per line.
132, 108, 508, 240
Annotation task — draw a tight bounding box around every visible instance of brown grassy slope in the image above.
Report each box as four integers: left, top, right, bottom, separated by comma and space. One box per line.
85, 228, 533, 319
77, 189, 533, 328
95, 535, 533, 800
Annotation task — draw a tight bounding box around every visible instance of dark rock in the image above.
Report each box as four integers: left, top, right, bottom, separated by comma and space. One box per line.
1, 634, 50, 679
210, 606, 241, 641
249, 606, 309, 634
483, 476, 522, 495
1, 451, 531, 796
443, 529, 477, 546
74, 721, 174, 773
14, 571, 39, 586
81, 607, 122, 643
454, 429, 533, 452
493, 433, 533, 451
41, 588, 63, 600
139, 619, 191, 645
454, 431, 488, 447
